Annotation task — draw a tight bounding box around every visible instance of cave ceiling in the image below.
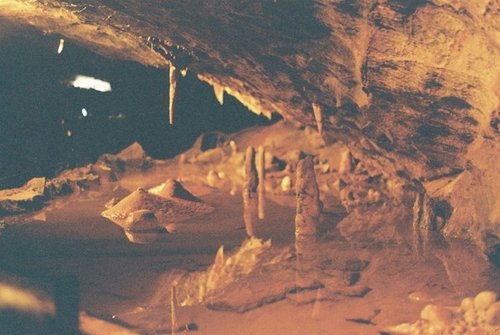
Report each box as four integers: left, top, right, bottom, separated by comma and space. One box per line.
1, 0, 499, 182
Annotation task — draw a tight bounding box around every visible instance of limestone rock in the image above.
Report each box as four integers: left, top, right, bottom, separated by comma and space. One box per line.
97, 142, 153, 172
295, 156, 322, 236
45, 165, 100, 196
101, 188, 214, 226
124, 209, 161, 233
3, 0, 500, 250
0, 178, 45, 214
149, 179, 201, 202
243, 146, 258, 196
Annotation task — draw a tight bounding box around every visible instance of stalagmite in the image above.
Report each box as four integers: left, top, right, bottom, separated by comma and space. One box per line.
311, 288, 322, 319
169, 65, 178, 125
243, 146, 258, 236
295, 155, 322, 237
256, 145, 266, 219
243, 146, 258, 198
312, 103, 324, 137
213, 83, 224, 105
206, 245, 224, 294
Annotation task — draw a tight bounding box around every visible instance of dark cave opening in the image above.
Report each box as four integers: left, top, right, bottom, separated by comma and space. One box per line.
0, 20, 277, 189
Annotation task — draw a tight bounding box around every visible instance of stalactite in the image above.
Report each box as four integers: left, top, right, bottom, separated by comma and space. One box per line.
169, 65, 178, 125
57, 38, 65, 54
213, 83, 224, 105
256, 146, 266, 219
312, 103, 324, 137
295, 155, 322, 237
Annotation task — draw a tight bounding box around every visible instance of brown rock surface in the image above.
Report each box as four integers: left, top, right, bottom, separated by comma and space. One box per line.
0, 178, 45, 214
101, 188, 214, 226
2, 0, 499, 250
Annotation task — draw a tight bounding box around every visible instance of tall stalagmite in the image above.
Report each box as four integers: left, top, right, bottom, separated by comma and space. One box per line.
295, 155, 322, 237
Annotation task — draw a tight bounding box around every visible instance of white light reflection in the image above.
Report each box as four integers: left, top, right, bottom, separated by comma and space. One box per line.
81, 108, 88, 117
57, 39, 65, 54
69, 75, 112, 92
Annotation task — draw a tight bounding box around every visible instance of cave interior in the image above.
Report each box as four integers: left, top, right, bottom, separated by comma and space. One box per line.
0, 1, 499, 335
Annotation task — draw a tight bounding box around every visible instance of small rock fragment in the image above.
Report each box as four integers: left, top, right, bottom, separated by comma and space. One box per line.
420, 304, 453, 330
460, 297, 475, 312
474, 291, 497, 311
105, 197, 118, 209
338, 150, 354, 176
206, 170, 220, 188
485, 302, 500, 325
124, 210, 161, 232
281, 176, 292, 192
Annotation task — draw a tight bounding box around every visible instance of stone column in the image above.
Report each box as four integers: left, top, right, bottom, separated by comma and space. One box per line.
295, 155, 322, 237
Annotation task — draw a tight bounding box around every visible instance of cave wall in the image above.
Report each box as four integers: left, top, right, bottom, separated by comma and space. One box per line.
1, 0, 499, 249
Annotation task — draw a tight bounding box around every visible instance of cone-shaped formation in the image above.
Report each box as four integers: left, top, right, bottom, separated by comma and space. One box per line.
101, 188, 214, 227
312, 103, 324, 137
213, 83, 224, 105
149, 178, 201, 202
169, 65, 178, 125
295, 156, 322, 236
116, 141, 147, 161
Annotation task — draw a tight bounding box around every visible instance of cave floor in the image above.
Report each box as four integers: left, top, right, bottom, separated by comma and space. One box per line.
0, 123, 499, 335
1, 166, 499, 335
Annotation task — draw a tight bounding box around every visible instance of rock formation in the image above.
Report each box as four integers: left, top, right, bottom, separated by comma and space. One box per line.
1, 0, 499, 255
101, 187, 214, 227
295, 156, 322, 237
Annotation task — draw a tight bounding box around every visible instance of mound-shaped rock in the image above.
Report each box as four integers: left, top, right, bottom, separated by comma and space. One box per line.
101, 188, 214, 227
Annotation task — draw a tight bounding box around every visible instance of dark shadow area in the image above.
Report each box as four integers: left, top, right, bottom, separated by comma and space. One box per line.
0, 19, 276, 189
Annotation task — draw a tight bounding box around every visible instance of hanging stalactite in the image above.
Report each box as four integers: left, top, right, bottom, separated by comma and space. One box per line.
312, 102, 324, 137
169, 65, 178, 125
213, 83, 224, 105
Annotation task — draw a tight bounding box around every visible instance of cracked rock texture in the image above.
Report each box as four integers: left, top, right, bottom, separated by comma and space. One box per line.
1, 0, 499, 252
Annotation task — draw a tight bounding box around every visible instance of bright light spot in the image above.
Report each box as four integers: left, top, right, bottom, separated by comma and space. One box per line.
57, 39, 65, 54
70, 75, 112, 93
81, 108, 88, 117
67, 130, 72, 137
0, 283, 54, 314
